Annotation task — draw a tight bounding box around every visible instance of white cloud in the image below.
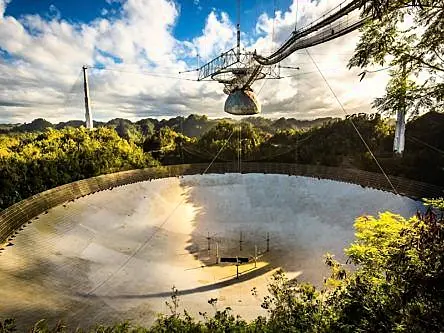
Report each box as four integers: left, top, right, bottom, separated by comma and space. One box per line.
48, 4, 61, 20
247, 0, 388, 118
192, 11, 236, 61
0, 0, 10, 18
0, 0, 388, 123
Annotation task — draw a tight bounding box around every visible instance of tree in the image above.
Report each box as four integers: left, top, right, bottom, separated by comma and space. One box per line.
15, 118, 53, 132
0, 127, 158, 210
136, 118, 156, 138
350, 0, 444, 115
106, 118, 143, 144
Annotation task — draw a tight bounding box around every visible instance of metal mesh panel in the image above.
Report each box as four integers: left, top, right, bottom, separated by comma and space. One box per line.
1, 163, 442, 244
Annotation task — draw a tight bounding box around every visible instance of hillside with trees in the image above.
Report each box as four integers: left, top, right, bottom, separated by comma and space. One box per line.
0, 127, 157, 210
0, 115, 337, 137
0, 112, 443, 211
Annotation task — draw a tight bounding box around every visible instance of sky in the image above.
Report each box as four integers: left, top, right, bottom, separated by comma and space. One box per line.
0, 0, 389, 123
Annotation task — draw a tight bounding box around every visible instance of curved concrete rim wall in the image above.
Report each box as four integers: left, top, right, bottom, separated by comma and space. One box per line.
1, 162, 443, 244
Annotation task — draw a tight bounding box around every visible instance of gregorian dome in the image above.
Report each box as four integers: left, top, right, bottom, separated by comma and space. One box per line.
224, 89, 261, 116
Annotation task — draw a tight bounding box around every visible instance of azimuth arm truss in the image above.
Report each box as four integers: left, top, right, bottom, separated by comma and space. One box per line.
254, 0, 367, 65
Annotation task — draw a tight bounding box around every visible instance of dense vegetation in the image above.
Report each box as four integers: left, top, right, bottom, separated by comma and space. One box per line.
1, 112, 443, 210
350, 0, 444, 116
1, 198, 443, 332
0, 115, 337, 139
0, 114, 344, 211
157, 112, 444, 186
1, 1, 443, 331
0, 127, 157, 209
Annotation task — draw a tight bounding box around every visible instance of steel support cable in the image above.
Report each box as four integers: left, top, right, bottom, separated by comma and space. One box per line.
294, 0, 299, 31
240, 123, 242, 171
256, 78, 268, 95
306, 49, 398, 194
203, 129, 236, 174
237, 124, 241, 172
256, 0, 430, 65
237, 0, 277, 91
184, 132, 314, 163
182, 145, 231, 162
272, 0, 277, 52
406, 135, 444, 155
78, 198, 188, 301
183, 122, 239, 162
274, 0, 360, 55
262, 67, 343, 79
265, 1, 348, 57
256, 13, 364, 65
242, 65, 264, 89
242, 133, 314, 162
281, 68, 338, 77
90, 66, 200, 82
61, 70, 83, 109
297, 0, 351, 32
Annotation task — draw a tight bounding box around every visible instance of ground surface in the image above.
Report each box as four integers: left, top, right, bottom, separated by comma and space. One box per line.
0, 174, 421, 330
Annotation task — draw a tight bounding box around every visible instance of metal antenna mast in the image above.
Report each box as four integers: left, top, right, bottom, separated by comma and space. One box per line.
82, 65, 93, 129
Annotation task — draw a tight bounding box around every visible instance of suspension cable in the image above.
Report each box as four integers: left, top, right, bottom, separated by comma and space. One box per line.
294, 0, 299, 31
90, 66, 200, 82
257, 78, 268, 95
306, 49, 398, 194
61, 70, 82, 107
407, 135, 444, 155
60, 70, 83, 117
203, 129, 236, 174
271, 0, 277, 54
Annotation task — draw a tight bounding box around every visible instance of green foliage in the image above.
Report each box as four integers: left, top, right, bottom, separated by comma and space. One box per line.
260, 270, 326, 332
1, 111, 443, 211
294, 114, 389, 167
3, 207, 444, 331
92, 207, 444, 332
135, 119, 156, 138
423, 197, 444, 212
242, 116, 339, 133
0, 318, 16, 333
332, 209, 444, 332
29, 319, 67, 333
254, 208, 444, 332
107, 118, 144, 144
346, 212, 411, 269
14, 118, 53, 132
350, 1, 444, 115
55, 120, 86, 130
0, 318, 151, 333
196, 121, 267, 162
0, 127, 158, 210
90, 322, 148, 333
